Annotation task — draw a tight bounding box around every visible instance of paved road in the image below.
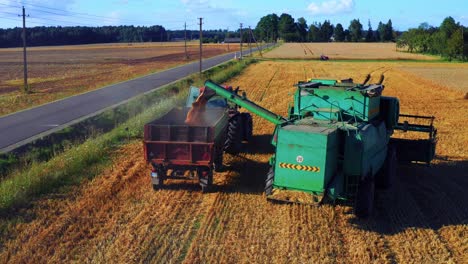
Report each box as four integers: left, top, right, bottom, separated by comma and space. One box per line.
0, 45, 270, 153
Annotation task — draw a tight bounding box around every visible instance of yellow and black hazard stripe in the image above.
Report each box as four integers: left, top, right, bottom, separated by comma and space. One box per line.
279, 162, 320, 172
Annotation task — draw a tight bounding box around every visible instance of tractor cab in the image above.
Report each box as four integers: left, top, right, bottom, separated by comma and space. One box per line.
186, 86, 228, 108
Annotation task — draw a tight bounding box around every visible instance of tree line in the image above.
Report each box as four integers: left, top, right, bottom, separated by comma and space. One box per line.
397, 17, 468, 60
254, 13, 396, 43
0, 25, 167, 48
0, 25, 241, 48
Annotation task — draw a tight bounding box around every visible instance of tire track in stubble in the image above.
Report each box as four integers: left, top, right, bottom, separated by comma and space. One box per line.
0, 143, 145, 263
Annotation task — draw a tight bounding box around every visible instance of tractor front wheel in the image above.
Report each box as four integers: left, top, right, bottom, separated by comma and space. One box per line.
224, 114, 243, 154
241, 112, 253, 142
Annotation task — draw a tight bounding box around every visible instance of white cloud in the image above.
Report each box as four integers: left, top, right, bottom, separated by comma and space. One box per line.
307, 0, 354, 15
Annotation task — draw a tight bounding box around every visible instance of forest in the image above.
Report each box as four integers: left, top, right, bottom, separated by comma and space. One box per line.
0, 13, 466, 60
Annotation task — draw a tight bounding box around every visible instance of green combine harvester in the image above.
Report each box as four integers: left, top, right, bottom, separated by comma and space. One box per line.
202, 78, 437, 217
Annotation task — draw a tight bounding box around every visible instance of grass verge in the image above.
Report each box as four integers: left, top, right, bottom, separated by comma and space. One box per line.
0, 58, 257, 214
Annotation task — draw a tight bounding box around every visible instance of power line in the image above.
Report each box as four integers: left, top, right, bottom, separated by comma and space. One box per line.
0, 11, 19, 16
29, 16, 96, 27
0, 15, 21, 22
0, 1, 186, 26
0, 15, 56, 27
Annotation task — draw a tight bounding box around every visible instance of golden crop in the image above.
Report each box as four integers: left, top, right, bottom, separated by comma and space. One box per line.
1, 58, 466, 263
265, 43, 439, 60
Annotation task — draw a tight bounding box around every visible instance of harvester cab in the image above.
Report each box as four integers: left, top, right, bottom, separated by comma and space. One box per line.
198, 80, 437, 217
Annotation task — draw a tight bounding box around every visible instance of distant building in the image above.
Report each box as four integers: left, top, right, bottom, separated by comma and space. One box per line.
224, 37, 241, 43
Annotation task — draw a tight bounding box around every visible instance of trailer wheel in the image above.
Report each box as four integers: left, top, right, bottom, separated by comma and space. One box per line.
198, 167, 213, 193
265, 167, 274, 196
354, 174, 375, 218
377, 145, 397, 189
224, 114, 243, 154
241, 113, 253, 142
152, 170, 165, 190
152, 181, 163, 191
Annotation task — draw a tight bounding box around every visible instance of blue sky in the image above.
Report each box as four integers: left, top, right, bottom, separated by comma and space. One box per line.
0, 0, 467, 31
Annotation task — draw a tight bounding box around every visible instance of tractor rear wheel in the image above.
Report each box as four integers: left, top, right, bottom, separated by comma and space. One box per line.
224, 114, 243, 154
241, 112, 253, 142
265, 167, 274, 196
354, 174, 375, 218
377, 145, 397, 189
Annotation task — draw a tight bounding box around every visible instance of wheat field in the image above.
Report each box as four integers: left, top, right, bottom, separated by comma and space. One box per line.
265, 43, 438, 60
0, 60, 466, 263
0, 43, 239, 116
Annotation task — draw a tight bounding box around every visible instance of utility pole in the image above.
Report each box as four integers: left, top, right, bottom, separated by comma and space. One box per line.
250, 27, 262, 57
239, 23, 243, 58
463, 27, 466, 60
184, 22, 188, 59
199, 17, 203, 74
20, 6, 29, 93
226, 27, 230, 51
248, 26, 252, 56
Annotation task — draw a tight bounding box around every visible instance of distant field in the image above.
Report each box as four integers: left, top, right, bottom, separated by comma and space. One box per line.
0, 42, 241, 116
398, 64, 468, 92
265, 43, 438, 60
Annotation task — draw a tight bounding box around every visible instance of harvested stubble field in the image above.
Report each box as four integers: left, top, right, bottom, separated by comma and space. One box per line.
0, 60, 467, 263
265, 43, 438, 60
398, 64, 468, 93
0, 42, 240, 116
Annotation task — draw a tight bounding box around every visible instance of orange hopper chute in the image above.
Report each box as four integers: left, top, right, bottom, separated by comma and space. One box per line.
185, 86, 209, 125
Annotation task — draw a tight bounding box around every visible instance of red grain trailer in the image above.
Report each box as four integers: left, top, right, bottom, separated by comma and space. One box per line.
143, 107, 228, 192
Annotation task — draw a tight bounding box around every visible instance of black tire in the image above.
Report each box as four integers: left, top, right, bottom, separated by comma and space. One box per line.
198, 167, 213, 193
265, 167, 274, 196
241, 112, 253, 142
354, 175, 375, 218
377, 145, 397, 189
224, 114, 243, 154
151, 166, 165, 191
152, 175, 164, 191
213, 141, 224, 172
